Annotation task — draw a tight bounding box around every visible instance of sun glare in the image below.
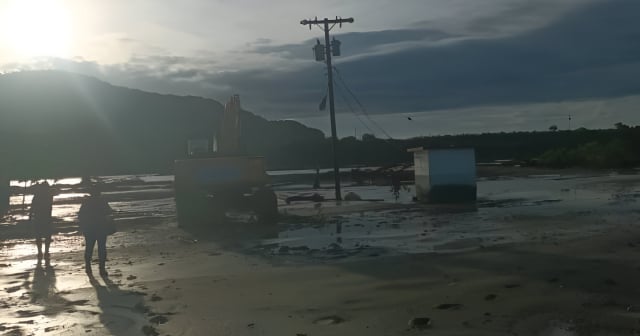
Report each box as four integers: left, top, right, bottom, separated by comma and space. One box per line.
1, 0, 73, 58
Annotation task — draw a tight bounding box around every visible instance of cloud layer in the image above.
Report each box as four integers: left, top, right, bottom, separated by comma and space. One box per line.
2, 0, 639, 137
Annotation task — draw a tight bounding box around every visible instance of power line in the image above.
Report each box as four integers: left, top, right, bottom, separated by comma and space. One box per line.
333, 80, 377, 136
332, 66, 394, 139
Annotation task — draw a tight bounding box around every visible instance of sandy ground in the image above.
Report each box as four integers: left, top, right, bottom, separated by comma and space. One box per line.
2, 171, 640, 335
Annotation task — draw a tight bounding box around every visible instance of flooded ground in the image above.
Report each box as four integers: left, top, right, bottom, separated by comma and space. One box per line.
1, 170, 640, 335
266, 172, 640, 257
5, 172, 639, 256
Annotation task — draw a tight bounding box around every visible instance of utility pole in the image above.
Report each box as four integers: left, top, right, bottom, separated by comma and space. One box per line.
300, 16, 354, 201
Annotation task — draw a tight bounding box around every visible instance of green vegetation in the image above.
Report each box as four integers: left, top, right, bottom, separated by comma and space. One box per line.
537, 125, 639, 168
333, 125, 640, 169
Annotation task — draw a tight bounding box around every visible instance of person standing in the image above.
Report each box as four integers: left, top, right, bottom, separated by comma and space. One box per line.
29, 181, 54, 261
79, 185, 114, 276
1, 174, 9, 217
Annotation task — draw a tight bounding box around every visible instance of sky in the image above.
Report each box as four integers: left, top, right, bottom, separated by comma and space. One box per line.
1, 0, 639, 138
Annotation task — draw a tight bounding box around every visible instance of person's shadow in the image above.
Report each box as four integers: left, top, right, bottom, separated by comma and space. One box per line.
31, 260, 57, 303
88, 274, 152, 335
29, 260, 75, 316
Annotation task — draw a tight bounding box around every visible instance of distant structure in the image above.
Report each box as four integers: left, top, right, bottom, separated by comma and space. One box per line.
408, 147, 477, 203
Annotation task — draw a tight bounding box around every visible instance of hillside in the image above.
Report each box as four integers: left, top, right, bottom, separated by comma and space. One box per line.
0, 71, 325, 178
1, 71, 637, 180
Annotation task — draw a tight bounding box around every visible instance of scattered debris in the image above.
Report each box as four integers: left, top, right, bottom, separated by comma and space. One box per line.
626, 305, 640, 312
278, 246, 290, 254
5, 285, 21, 293
150, 315, 168, 325
408, 317, 431, 329
435, 303, 463, 310
141, 325, 159, 336
68, 299, 89, 306
344, 192, 362, 201
134, 302, 151, 314
313, 315, 345, 325
484, 294, 497, 301
16, 310, 39, 318
44, 326, 60, 332
286, 193, 324, 204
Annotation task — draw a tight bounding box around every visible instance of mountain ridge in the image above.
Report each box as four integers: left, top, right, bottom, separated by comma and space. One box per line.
0, 70, 326, 178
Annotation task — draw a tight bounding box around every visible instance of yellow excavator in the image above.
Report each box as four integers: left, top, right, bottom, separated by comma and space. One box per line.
174, 95, 278, 227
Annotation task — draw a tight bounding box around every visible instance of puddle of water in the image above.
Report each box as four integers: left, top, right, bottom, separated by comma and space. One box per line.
139, 175, 173, 183
0, 241, 35, 259
264, 207, 523, 255
53, 177, 82, 186
54, 193, 88, 200
10, 194, 33, 205
109, 197, 175, 216
52, 204, 81, 222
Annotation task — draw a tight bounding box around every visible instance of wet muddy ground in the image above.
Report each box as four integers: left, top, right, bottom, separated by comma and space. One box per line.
1, 170, 640, 335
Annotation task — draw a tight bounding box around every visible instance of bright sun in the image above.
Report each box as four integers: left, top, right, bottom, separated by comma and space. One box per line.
1, 0, 72, 58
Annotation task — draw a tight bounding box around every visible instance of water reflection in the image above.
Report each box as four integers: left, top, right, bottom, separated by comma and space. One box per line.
10, 194, 32, 205
10, 192, 87, 206
10, 178, 82, 188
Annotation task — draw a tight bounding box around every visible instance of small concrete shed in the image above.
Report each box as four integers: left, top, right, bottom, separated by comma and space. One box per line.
408, 147, 477, 203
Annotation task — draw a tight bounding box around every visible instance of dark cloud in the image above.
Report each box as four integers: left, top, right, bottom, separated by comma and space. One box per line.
465, 0, 575, 34
164, 0, 635, 121
239, 0, 640, 116
253, 28, 453, 60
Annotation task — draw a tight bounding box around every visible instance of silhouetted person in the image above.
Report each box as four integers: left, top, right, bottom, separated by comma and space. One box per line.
391, 173, 401, 201
313, 167, 320, 189
29, 181, 54, 260
79, 185, 114, 276
1, 175, 9, 217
